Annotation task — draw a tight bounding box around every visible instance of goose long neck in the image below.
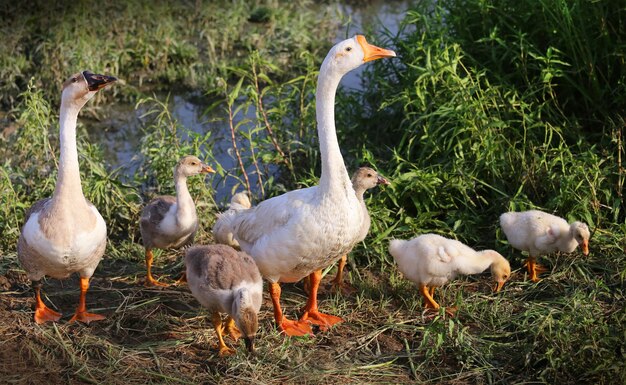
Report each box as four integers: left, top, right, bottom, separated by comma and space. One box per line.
353, 186, 366, 201
174, 172, 195, 219
457, 251, 496, 276
52, 101, 84, 203
316, 68, 351, 194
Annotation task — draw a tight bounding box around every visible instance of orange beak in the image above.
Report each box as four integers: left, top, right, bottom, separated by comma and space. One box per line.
581, 240, 589, 256
201, 164, 215, 174
356, 35, 396, 62
494, 281, 505, 292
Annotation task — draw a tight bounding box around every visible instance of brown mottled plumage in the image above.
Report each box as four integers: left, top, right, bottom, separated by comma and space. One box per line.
139, 155, 214, 287
185, 245, 263, 356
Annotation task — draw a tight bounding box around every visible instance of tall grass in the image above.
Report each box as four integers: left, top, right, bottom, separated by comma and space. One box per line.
347, 1, 625, 247
335, 0, 626, 383
0, 0, 624, 384
0, 0, 339, 109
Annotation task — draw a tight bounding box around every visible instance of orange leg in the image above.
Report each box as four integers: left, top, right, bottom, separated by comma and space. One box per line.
420, 284, 440, 309
212, 312, 235, 356
144, 248, 170, 287
299, 270, 343, 331
269, 282, 312, 336
33, 281, 61, 324
225, 316, 241, 341
330, 255, 348, 293
69, 277, 105, 324
525, 256, 548, 282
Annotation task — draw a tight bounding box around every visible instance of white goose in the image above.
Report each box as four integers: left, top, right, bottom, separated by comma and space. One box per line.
17, 71, 117, 324
217, 36, 395, 336
500, 210, 590, 282
302, 167, 389, 294
212, 192, 251, 248
389, 234, 511, 311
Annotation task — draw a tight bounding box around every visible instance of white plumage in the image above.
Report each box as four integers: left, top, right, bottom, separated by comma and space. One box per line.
500, 209, 590, 281
212, 192, 252, 248
212, 35, 396, 336
389, 234, 511, 310
17, 71, 117, 324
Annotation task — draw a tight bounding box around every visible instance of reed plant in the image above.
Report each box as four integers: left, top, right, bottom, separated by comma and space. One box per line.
0, 0, 339, 109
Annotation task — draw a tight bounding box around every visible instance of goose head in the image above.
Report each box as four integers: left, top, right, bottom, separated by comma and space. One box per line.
231, 288, 259, 353
352, 167, 390, 193
486, 250, 511, 292
174, 155, 215, 178
321, 35, 396, 77
61, 71, 117, 108
570, 221, 590, 255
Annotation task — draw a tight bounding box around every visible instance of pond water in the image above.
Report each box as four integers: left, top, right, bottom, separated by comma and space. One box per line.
89, 0, 412, 204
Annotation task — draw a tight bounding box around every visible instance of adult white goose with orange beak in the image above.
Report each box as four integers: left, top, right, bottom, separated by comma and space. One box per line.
217, 35, 396, 336
18, 71, 117, 324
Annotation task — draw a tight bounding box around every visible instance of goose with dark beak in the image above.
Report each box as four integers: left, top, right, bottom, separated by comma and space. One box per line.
17, 70, 116, 324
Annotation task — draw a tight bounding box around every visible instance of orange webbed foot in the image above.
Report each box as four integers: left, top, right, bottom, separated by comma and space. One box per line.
524, 259, 548, 282
144, 276, 171, 288
173, 272, 187, 286
225, 318, 242, 341
443, 306, 457, 317
69, 311, 106, 324
300, 310, 343, 331
216, 344, 236, 356
279, 318, 313, 337
34, 306, 62, 324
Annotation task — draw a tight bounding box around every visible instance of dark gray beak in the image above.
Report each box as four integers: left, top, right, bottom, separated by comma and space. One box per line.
377, 175, 390, 185
244, 336, 255, 353
83, 70, 117, 91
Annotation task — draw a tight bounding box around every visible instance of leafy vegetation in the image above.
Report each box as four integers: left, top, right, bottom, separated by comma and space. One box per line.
1, 0, 624, 384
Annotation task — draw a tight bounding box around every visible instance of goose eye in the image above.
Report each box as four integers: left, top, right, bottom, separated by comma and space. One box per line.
345, 46, 352, 52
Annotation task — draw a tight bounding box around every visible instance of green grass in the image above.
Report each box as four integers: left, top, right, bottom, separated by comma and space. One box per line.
1, 0, 625, 384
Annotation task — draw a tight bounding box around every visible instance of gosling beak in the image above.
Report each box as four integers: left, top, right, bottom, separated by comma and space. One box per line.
244, 336, 255, 353
581, 240, 589, 256
201, 164, 215, 174
83, 71, 117, 91
494, 281, 505, 292
356, 35, 396, 62
377, 175, 390, 186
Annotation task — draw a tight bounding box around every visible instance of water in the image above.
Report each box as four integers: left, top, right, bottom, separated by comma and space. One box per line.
88, 0, 412, 204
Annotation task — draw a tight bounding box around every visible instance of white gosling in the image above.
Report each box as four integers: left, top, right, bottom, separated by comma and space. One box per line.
212, 192, 252, 248
185, 244, 262, 356
389, 234, 511, 311
500, 209, 590, 282
213, 35, 395, 336
17, 71, 117, 324
139, 155, 215, 287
